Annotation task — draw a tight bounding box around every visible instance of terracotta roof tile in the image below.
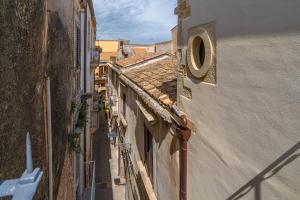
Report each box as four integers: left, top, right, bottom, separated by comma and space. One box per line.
124, 56, 177, 106
132, 48, 148, 55
116, 52, 165, 68
100, 52, 117, 61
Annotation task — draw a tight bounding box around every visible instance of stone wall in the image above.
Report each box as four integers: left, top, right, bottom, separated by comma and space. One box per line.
0, 0, 75, 199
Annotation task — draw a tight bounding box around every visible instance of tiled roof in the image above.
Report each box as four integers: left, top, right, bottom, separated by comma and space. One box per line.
100, 52, 117, 61
124, 57, 177, 106
116, 53, 164, 68
132, 47, 147, 56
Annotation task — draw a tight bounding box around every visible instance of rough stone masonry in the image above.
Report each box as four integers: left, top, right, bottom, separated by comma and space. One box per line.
0, 0, 75, 199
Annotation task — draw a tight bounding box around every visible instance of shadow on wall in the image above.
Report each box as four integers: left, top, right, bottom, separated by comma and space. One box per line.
47, 11, 73, 200
226, 141, 300, 200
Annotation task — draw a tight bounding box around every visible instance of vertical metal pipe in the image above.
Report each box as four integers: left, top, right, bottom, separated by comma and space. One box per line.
46, 77, 53, 200
179, 127, 191, 200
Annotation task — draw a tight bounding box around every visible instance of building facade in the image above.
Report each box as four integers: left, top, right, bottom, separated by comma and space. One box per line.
106, 53, 184, 200
175, 0, 300, 199
95, 39, 129, 62
0, 0, 97, 199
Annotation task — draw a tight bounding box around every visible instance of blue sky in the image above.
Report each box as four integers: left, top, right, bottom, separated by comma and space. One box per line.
93, 0, 177, 44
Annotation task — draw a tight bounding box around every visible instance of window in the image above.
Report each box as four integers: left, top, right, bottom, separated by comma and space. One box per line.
122, 93, 126, 117
192, 36, 205, 67
144, 125, 153, 184
76, 26, 81, 67
187, 23, 216, 80
75, 25, 81, 92
87, 21, 90, 50
102, 66, 106, 77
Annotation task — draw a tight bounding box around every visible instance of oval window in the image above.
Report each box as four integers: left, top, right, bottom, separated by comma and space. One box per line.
187, 30, 213, 79
192, 36, 206, 69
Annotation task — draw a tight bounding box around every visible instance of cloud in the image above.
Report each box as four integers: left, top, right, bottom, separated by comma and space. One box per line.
93, 0, 177, 44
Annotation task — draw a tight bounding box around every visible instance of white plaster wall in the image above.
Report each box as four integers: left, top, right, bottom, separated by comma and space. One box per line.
122, 83, 180, 200
180, 0, 300, 199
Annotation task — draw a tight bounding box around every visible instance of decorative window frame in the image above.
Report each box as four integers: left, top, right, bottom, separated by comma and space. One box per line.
187, 23, 216, 82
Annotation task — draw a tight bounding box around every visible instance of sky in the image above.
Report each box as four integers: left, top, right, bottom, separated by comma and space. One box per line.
93, 0, 177, 44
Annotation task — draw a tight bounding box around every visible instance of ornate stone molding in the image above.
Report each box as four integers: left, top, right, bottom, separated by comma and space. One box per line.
175, 0, 191, 19
187, 22, 216, 84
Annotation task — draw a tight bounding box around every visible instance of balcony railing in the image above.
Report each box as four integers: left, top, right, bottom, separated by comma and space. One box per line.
95, 76, 107, 81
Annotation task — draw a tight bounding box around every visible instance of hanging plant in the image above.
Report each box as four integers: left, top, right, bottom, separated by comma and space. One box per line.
68, 134, 81, 153
76, 100, 88, 128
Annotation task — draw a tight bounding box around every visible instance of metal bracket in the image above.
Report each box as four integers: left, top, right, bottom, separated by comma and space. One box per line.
0, 132, 43, 200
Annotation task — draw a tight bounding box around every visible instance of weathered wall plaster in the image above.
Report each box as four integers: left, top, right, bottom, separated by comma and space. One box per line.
0, 0, 76, 199
120, 80, 180, 200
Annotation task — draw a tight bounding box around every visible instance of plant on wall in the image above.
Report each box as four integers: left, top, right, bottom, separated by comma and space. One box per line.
70, 101, 76, 114
76, 100, 88, 128
68, 134, 81, 153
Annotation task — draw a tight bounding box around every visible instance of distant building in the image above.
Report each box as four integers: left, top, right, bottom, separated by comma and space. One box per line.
123, 44, 156, 57
94, 63, 109, 95
95, 39, 129, 62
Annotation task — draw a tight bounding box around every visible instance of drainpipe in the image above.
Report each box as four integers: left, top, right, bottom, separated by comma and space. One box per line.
46, 77, 53, 200
178, 126, 191, 200
172, 105, 191, 200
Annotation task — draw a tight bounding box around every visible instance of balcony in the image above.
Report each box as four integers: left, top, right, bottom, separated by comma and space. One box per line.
90, 47, 101, 70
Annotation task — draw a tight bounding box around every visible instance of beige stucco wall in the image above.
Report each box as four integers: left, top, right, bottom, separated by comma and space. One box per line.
155, 41, 172, 54
171, 26, 178, 55
120, 80, 180, 200
96, 40, 120, 52
178, 0, 300, 200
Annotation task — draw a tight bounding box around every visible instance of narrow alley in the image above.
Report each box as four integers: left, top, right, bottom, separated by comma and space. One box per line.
1, 0, 300, 200
93, 111, 125, 200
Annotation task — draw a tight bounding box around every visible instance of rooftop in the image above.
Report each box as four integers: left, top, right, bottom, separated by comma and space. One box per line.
116, 52, 167, 68
100, 52, 117, 61
124, 56, 177, 106
132, 47, 148, 56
